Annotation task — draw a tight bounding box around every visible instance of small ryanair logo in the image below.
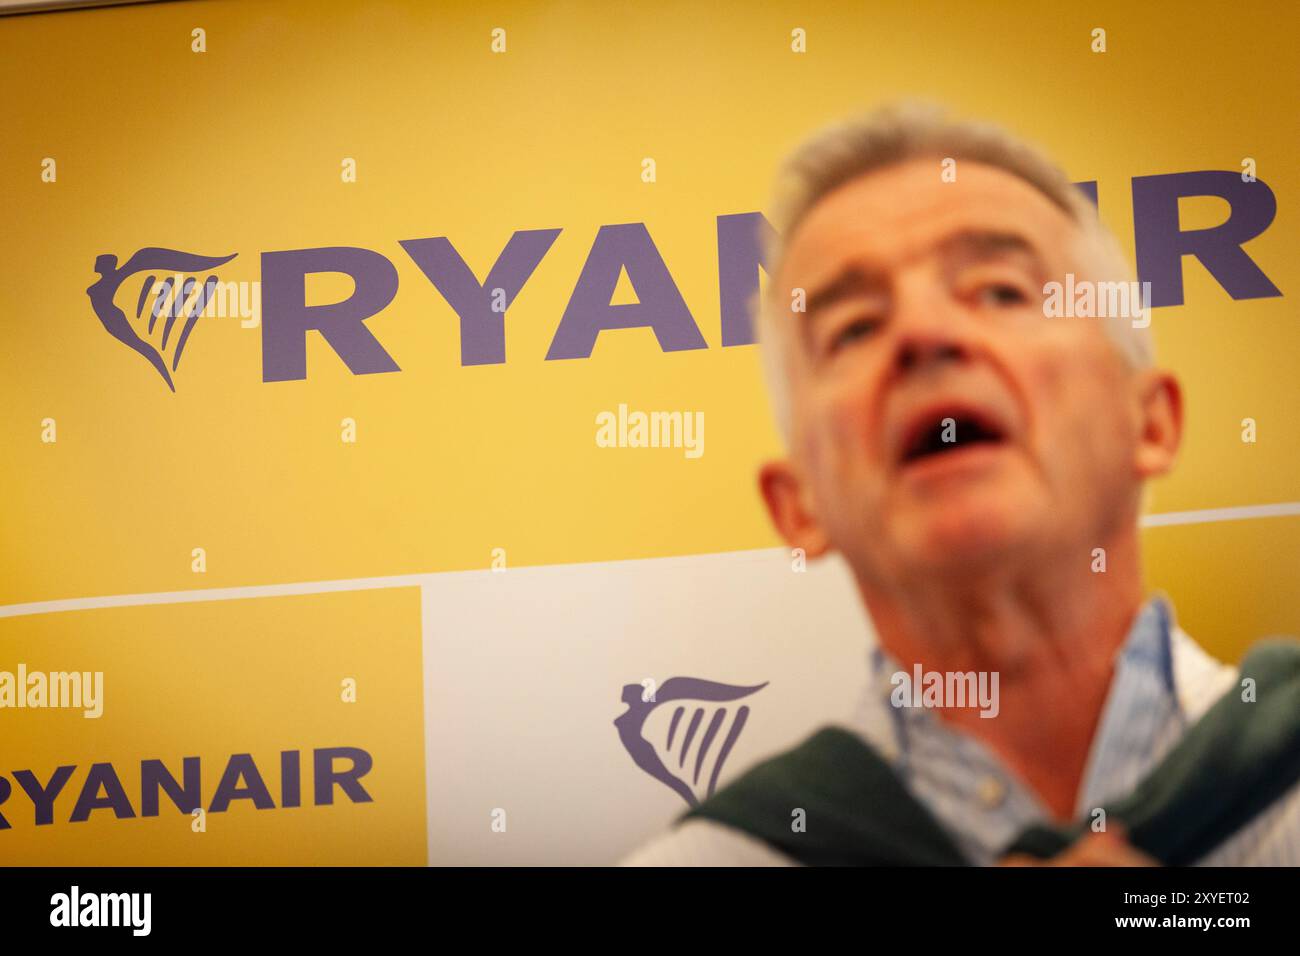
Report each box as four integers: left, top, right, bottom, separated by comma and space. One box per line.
615, 677, 766, 807
87, 248, 239, 391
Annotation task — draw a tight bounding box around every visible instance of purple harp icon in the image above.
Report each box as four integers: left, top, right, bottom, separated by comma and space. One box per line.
615, 677, 768, 807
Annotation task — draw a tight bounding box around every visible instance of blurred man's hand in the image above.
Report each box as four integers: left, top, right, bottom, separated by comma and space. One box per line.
1000, 828, 1158, 867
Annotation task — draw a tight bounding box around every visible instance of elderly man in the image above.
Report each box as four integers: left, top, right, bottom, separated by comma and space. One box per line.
623, 104, 1300, 866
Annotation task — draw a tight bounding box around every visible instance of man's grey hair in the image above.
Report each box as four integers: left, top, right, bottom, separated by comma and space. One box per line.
758, 101, 1154, 440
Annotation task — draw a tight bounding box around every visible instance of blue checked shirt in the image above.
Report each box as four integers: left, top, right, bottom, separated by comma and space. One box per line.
851, 596, 1300, 866
623, 597, 1300, 865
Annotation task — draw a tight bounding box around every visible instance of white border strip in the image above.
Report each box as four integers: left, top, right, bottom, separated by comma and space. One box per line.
2, 502, 1296, 620
1139, 501, 1300, 527
0, 573, 431, 619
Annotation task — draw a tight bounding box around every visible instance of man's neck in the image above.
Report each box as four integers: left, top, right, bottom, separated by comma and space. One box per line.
860, 533, 1146, 821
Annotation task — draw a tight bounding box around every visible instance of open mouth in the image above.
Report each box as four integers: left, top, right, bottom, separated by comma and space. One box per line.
899, 409, 1009, 466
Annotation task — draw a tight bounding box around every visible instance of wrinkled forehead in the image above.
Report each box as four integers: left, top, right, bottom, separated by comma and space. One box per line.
776, 158, 1086, 293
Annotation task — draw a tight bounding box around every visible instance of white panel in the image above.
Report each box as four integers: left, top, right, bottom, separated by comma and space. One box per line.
420, 548, 874, 865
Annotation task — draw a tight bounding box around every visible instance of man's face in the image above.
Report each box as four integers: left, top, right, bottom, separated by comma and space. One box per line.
767, 158, 1167, 587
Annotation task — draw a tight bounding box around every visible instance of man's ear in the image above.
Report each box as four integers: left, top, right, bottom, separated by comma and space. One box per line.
758, 459, 831, 558
1133, 369, 1183, 480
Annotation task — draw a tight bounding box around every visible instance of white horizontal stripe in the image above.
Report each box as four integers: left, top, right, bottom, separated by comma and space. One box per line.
2, 501, 1297, 620
1140, 501, 1300, 527
0, 573, 432, 619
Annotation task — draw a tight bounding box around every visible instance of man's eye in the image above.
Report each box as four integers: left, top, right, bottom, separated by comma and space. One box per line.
977, 283, 1029, 307
828, 317, 881, 352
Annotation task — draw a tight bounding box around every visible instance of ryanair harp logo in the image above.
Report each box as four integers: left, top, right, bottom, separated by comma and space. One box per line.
615, 677, 767, 807
87, 248, 239, 391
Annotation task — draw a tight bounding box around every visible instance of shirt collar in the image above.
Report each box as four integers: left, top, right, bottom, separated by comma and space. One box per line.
857, 595, 1185, 857
1074, 594, 1186, 812
1113, 594, 1179, 701
866, 595, 1181, 722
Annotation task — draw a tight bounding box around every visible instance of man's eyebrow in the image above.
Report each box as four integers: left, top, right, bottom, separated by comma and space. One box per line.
797, 230, 1046, 327
802, 266, 888, 317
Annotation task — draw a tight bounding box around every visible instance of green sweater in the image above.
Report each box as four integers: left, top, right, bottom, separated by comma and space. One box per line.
683, 639, 1300, 865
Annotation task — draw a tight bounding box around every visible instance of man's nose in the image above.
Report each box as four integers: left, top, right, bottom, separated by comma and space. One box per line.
890, 281, 974, 375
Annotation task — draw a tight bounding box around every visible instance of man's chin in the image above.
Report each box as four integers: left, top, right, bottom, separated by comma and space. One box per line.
893, 503, 1033, 574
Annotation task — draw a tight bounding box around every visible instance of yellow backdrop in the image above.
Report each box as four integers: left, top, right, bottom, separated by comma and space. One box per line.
0, 0, 1297, 863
